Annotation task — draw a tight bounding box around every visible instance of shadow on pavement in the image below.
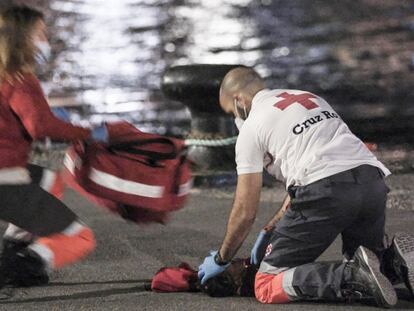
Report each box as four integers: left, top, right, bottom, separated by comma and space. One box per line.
44, 279, 152, 287
0, 284, 150, 304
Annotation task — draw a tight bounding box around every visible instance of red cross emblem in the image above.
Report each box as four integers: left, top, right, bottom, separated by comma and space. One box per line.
274, 92, 319, 111
265, 243, 272, 257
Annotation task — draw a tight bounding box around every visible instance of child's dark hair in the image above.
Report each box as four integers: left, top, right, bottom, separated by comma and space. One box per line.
201, 271, 238, 297
201, 261, 258, 297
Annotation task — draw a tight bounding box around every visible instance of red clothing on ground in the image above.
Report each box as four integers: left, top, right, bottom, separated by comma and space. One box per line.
151, 262, 199, 292
0, 73, 90, 168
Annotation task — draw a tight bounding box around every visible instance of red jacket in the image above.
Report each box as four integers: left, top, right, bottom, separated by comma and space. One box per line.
0, 73, 91, 168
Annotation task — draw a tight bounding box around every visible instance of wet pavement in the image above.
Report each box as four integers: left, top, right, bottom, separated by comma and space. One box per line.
0, 174, 413, 310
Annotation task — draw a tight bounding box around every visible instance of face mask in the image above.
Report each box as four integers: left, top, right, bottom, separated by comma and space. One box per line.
234, 117, 245, 130
34, 41, 52, 65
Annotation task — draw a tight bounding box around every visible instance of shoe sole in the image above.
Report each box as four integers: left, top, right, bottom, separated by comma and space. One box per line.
355, 246, 397, 308
393, 232, 414, 296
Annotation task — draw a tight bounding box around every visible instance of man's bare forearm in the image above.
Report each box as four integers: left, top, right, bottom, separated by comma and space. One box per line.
219, 201, 256, 262
217, 173, 262, 263
263, 194, 290, 231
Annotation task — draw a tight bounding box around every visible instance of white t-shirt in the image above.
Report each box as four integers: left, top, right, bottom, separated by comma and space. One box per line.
235, 89, 390, 187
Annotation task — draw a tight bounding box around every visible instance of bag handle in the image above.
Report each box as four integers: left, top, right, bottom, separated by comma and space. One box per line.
107, 138, 179, 161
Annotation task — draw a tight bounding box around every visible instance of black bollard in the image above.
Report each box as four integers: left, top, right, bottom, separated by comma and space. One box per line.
162, 64, 243, 173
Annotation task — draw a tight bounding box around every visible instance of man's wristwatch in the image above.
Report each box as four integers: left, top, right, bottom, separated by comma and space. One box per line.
214, 251, 230, 266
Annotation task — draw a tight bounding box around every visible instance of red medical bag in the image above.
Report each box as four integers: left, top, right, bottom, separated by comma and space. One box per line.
63, 122, 192, 221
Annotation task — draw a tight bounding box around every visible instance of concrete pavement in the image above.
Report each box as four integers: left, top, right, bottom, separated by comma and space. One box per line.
0, 174, 414, 310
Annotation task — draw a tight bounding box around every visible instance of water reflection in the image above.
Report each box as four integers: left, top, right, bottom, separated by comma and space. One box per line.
48, 0, 178, 134
40, 0, 414, 140
46, 0, 267, 136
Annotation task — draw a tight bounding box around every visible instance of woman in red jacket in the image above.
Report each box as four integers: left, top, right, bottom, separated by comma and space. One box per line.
0, 5, 105, 287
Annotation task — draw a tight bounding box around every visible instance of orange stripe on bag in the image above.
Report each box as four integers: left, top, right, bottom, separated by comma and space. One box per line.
255, 272, 290, 304
36, 227, 95, 269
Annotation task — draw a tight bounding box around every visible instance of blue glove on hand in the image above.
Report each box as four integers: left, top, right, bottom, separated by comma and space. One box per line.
91, 124, 109, 143
250, 229, 272, 266
198, 251, 230, 285
51, 107, 71, 122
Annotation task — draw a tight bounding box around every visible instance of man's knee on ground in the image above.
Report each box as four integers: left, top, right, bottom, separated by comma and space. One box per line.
255, 272, 291, 304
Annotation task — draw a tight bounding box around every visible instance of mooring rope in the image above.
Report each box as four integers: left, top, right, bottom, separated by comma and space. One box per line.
184, 136, 237, 147
30, 135, 238, 170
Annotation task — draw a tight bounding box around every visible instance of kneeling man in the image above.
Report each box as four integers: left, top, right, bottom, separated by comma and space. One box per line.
198, 67, 414, 308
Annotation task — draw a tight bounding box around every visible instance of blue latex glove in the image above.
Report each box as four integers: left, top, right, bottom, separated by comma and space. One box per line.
91, 124, 109, 143
250, 229, 272, 265
198, 251, 230, 285
51, 107, 71, 122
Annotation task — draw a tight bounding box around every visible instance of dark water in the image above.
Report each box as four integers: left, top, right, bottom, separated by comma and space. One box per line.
5, 0, 414, 141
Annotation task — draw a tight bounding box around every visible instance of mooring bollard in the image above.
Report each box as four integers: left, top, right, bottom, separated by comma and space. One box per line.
162, 64, 242, 173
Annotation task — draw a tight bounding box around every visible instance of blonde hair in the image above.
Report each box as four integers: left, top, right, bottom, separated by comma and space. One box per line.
0, 5, 44, 81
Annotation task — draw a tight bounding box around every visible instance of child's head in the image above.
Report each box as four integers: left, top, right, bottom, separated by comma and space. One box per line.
0, 5, 46, 79
201, 258, 258, 297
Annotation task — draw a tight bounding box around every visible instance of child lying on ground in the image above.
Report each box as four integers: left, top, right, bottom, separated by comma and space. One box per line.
151, 258, 257, 297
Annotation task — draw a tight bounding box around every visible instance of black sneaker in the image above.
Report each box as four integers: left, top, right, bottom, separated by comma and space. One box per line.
1, 239, 30, 260
342, 246, 397, 308
391, 232, 414, 296
1, 247, 49, 287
